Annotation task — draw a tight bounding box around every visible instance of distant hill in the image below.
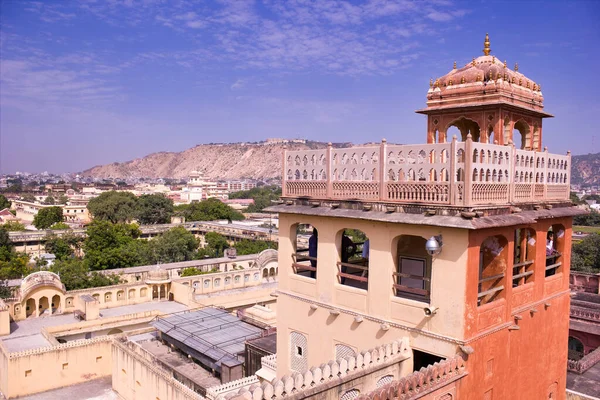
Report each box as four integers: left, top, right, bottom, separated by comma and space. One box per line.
572, 152, 600, 186
81, 140, 351, 180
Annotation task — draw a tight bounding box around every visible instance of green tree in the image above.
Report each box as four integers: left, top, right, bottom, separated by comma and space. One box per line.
0, 252, 30, 280
56, 194, 69, 205
229, 185, 282, 212
174, 198, 244, 222
574, 211, 600, 227
33, 206, 64, 229
234, 239, 277, 255
197, 232, 230, 258
137, 194, 174, 225
83, 221, 144, 270
50, 258, 121, 291
0, 280, 13, 299
151, 227, 199, 263
0, 195, 11, 209
571, 233, 600, 273
2, 221, 26, 231
87, 191, 139, 223
21, 193, 36, 203
50, 222, 71, 230
180, 267, 218, 277
43, 195, 55, 205
45, 232, 83, 261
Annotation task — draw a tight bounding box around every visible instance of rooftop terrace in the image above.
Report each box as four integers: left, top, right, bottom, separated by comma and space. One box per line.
281, 135, 571, 210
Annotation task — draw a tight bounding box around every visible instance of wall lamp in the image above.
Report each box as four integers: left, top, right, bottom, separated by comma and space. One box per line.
425, 235, 443, 256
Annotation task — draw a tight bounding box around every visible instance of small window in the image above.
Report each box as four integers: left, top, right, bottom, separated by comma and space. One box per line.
25, 370, 32, 377
292, 224, 318, 279
337, 229, 370, 290
296, 346, 303, 356
545, 225, 565, 277
393, 235, 431, 302
62, 363, 68, 370
96, 356, 102, 363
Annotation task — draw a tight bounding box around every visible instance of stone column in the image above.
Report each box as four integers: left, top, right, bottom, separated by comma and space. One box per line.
464, 134, 474, 206
281, 146, 287, 197
326, 142, 333, 199
35, 298, 39, 318
379, 139, 387, 201
449, 135, 457, 205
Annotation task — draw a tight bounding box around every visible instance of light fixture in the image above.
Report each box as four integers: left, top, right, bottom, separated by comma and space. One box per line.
423, 306, 438, 317
425, 235, 443, 256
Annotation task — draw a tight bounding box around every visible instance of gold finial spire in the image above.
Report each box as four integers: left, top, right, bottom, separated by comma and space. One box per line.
504, 60, 507, 68
514, 62, 519, 72
453, 61, 457, 69
430, 78, 433, 88
483, 33, 491, 56
472, 57, 476, 66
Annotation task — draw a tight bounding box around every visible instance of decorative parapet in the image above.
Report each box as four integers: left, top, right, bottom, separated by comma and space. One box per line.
261, 354, 277, 371
568, 346, 600, 374
570, 306, 600, 323
281, 137, 571, 207
219, 338, 411, 400
8, 335, 113, 359
0, 298, 8, 311
206, 376, 260, 400
357, 355, 467, 400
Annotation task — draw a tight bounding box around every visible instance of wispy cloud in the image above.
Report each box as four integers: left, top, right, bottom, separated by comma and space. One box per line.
230, 79, 245, 90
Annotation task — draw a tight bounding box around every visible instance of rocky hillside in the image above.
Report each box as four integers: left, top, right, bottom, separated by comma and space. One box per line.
572, 152, 600, 186
81, 141, 351, 180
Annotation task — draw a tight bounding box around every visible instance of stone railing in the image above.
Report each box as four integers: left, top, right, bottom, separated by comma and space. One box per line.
282, 136, 571, 207
568, 346, 600, 374
215, 338, 411, 400
8, 335, 113, 359
206, 376, 260, 399
261, 354, 277, 371
570, 307, 600, 323
356, 355, 467, 399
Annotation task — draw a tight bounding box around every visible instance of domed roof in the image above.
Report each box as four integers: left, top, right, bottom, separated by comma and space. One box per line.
421, 34, 548, 116
20, 271, 65, 299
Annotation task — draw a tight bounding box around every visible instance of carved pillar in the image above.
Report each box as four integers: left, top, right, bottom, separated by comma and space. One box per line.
464, 134, 473, 206
35, 298, 39, 318
379, 139, 387, 201
449, 135, 457, 205
326, 143, 333, 199
509, 143, 517, 203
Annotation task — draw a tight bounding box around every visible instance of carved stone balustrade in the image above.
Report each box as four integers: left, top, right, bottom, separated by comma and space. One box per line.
281, 136, 571, 208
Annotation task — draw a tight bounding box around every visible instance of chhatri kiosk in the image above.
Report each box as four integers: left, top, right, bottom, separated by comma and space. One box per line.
267, 35, 583, 399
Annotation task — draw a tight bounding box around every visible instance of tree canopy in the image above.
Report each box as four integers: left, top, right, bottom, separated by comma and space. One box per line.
572, 233, 600, 273
175, 198, 244, 222
50, 222, 71, 230
83, 221, 144, 270
150, 227, 199, 263
136, 194, 174, 225
2, 221, 26, 231
0, 228, 30, 280
0, 195, 10, 209
43, 195, 55, 205
87, 191, 139, 223
33, 206, 64, 229
45, 232, 83, 261
574, 211, 600, 227
50, 258, 121, 291
234, 239, 277, 255
197, 231, 230, 258
228, 185, 281, 212
21, 193, 36, 203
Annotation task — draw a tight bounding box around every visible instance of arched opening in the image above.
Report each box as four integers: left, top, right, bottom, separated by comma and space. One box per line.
128, 289, 136, 299
546, 225, 565, 277
337, 229, 370, 290
488, 126, 495, 144
160, 285, 166, 299
291, 223, 318, 279
262, 268, 269, 278
107, 328, 123, 336
568, 336, 584, 360
105, 292, 112, 302
513, 120, 531, 150
447, 125, 461, 142
446, 117, 481, 142
140, 287, 147, 297
117, 290, 124, 301
51, 294, 61, 314
269, 267, 276, 276
393, 235, 432, 302
512, 228, 536, 287
39, 296, 50, 316
478, 235, 508, 306
152, 285, 159, 299
335, 344, 356, 361
26, 298, 35, 318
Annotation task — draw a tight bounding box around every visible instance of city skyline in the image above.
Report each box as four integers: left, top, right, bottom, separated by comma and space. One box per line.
1, 0, 599, 174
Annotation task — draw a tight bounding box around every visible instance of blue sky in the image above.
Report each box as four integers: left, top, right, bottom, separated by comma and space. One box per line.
1, 0, 599, 174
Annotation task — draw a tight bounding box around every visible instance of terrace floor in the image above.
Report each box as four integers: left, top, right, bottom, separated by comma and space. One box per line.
1, 300, 189, 353
20, 377, 118, 400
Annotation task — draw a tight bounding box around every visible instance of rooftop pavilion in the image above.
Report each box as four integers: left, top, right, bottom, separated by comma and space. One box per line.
278, 35, 574, 220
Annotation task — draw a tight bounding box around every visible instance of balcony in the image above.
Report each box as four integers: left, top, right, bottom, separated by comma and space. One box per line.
281, 135, 571, 208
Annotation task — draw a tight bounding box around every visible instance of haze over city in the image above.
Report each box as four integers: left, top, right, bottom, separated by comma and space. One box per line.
1, 0, 599, 173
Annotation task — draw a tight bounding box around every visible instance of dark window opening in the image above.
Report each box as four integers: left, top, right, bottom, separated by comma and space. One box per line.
413, 350, 444, 372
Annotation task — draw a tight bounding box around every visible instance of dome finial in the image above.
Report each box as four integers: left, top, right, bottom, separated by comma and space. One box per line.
453, 61, 457, 69
514, 62, 519, 72
483, 33, 491, 56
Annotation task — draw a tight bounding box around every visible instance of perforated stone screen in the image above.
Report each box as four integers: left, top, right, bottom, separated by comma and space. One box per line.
335, 344, 356, 361
290, 331, 308, 373
376, 375, 394, 388
340, 389, 360, 400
